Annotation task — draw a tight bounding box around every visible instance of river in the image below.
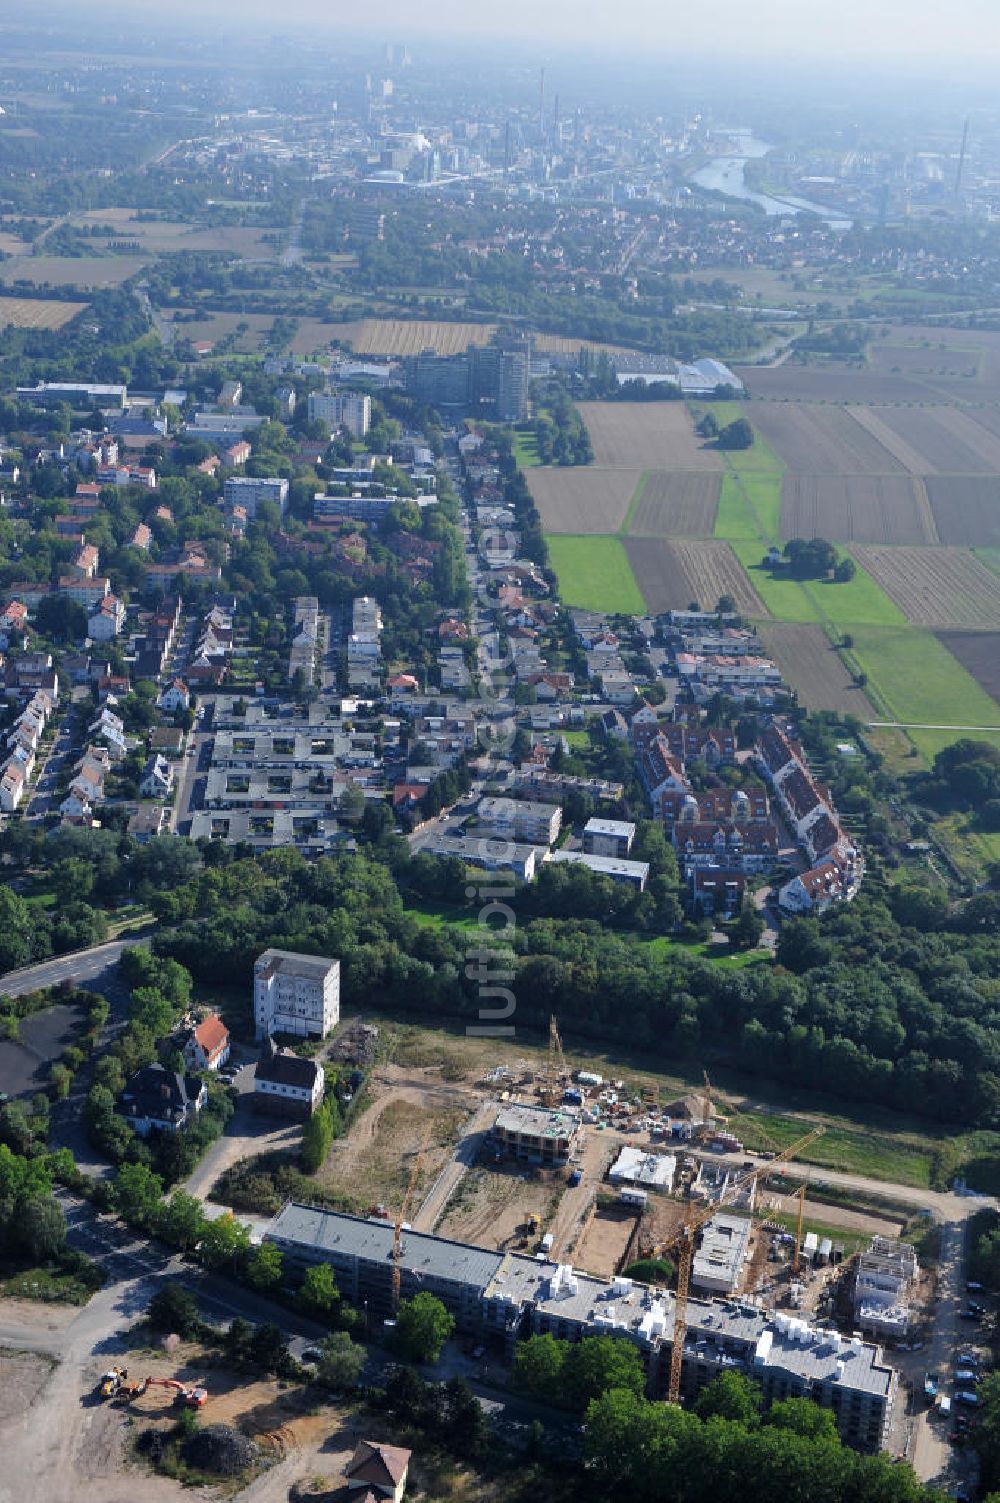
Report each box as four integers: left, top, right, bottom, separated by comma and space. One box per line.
691, 131, 852, 230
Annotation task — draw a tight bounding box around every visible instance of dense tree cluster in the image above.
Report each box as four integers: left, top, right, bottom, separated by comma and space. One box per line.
584, 1371, 938, 1503
135, 845, 1000, 1131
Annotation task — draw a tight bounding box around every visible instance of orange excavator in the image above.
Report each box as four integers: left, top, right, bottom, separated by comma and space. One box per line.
124, 1376, 208, 1408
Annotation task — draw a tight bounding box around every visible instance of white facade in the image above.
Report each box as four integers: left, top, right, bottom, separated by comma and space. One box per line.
253, 948, 340, 1040
307, 390, 371, 438
223, 476, 289, 519
255, 1062, 326, 1113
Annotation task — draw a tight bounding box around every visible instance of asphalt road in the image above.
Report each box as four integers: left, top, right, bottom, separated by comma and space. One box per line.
0, 938, 146, 1000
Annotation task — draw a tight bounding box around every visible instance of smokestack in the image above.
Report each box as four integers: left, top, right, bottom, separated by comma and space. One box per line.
955, 118, 970, 200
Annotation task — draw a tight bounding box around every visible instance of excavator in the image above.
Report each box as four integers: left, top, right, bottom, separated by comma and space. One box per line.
97, 1366, 128, 1400
120, 1376, 208, 1408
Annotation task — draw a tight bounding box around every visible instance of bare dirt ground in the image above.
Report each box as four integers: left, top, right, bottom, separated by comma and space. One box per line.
578, 402, 723, 471
757, 623, 877, 716
316, 1064, 474, 1210
438, 1162, 564, 1252
527, 465, 642, 534
851, 545, 1000, 628
0, 1348, 55, 1428
574, 1206, 638, 1277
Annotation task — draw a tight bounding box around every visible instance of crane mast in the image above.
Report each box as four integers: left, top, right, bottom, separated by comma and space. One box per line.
666, 1125, 825, 1404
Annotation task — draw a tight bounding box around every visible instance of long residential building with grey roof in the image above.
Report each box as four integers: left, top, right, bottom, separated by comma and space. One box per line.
264, 1203, 896, 1451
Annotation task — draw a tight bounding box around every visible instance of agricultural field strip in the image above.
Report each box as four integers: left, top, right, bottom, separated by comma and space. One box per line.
934, 631, 1000, 703
527, 466, 643, 535
925, 477, 1000, 549
756, 623, 877, 718
779, 474, 940, 546
577, 401, 724, 471
625, 470, 722, 537
0, 295, 86, 330
748, 402, 907, 475
849, 546, 1000, 629
848, 626, 1000, 735
854, 405, 1000, 476
546, 535, 646, 614
623, 537, 767, 617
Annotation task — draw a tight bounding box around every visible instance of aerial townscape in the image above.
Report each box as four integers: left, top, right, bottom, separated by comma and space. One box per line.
2, 4, 1000, 1501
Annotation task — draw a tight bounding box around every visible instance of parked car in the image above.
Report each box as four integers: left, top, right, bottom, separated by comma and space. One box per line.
955, 1391, 980, 1408
954, 1369, 979, 1385
960, 1310, 981, 1322
300, 1347, 323, 1364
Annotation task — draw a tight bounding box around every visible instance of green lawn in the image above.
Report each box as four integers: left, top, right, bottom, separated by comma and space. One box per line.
729, 543, 905, 627
547, 534, 646, 613
975, 547, 1000, 579
850, 627, 1000, 744
714, 472, 784, 542
735, 1110, 934, 1189
729, 541, 821, 622
511, 428, 542, 468
690, 400, 785, 474
806, 551, 907, 628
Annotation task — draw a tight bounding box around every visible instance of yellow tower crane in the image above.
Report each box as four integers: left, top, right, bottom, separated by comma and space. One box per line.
540, 1015, 569, 1107
391, 1122, 432, 1315
665, 1125, 825, 1405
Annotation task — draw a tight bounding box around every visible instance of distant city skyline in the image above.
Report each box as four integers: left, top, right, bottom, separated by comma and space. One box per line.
115, 0, 1000, 60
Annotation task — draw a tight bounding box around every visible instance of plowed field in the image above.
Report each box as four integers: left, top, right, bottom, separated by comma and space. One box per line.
627, 471, 722, 536
934, 631, 1000, 702
528, 467, 642, 533
850, 546, 1000, 628
749, 403, 904, 474
578, 402, 723, 470
623, 537, 767, 615
757, 623, 876, 716
926, 476, 1000, 547
780, 474, 937, 544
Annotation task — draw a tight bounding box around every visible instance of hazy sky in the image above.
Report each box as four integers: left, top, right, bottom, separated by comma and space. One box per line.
147, 0, 1000, 60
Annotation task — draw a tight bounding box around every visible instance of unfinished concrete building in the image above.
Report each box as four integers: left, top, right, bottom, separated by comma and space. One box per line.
492, 1103, 581, 1164
264, 1204, 898, 1452
853, 1237, 918, 1341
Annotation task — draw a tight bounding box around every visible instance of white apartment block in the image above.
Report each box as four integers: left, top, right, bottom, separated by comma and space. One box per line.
222, 476, 289, 520
253, 948, 340, 1040
306, 390, 371, 439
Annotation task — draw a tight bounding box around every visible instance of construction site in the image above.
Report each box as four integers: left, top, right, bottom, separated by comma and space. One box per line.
316, 1017, 927, 1371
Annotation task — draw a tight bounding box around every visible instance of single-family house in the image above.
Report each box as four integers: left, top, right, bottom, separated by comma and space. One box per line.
182, 1014, 231, 1073
157, 679, 190, 714
88, 594, 126, 641
139, 753, 174, 800
119, 1064, 207, 1136
345, 1441, 412, 1503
